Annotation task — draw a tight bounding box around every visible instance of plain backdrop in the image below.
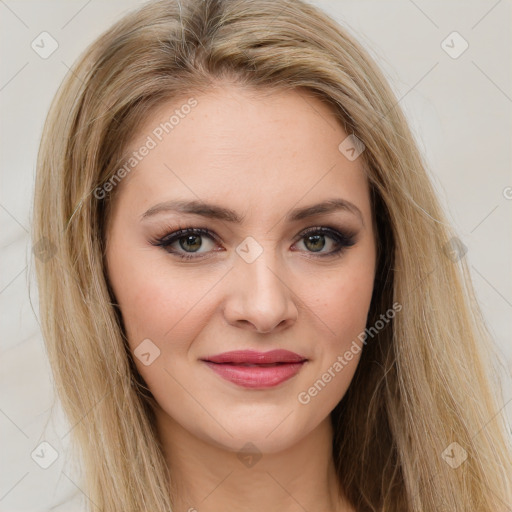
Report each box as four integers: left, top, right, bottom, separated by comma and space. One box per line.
1, 1, 511, 510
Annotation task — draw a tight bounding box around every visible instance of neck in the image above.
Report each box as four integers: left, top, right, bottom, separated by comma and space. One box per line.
154, 409, 353, 512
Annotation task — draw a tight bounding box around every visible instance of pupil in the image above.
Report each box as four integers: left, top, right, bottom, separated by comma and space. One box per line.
306, 234, 325, 252
180, 235, 201, 252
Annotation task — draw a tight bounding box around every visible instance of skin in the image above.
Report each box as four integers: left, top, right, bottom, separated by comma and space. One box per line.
106, 82, 376, 512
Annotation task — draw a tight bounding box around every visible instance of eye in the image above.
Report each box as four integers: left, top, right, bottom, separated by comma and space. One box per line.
293, 226, 356, 258
150, 225, 356, 260
151, 227, 220, 260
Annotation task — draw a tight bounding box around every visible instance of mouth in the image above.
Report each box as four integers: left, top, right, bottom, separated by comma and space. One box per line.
201, 350, 308, 388
211, 362, 294, 367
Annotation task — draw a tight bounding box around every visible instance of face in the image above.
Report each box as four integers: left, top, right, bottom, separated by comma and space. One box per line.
105, 83, 376, 454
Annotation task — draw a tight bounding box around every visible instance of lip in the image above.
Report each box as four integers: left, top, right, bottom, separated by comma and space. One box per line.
201, 350, 307, 389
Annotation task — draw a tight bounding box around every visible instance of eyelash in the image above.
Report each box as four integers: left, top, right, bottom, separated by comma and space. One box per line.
149, 225, 357, 261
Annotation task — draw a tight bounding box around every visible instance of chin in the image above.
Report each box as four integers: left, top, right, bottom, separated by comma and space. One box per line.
199, 415, 313, 455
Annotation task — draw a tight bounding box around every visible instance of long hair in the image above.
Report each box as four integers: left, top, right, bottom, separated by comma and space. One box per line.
32, 0, 512, 510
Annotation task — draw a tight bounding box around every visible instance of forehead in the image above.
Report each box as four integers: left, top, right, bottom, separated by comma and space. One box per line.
114, 84, 370, 223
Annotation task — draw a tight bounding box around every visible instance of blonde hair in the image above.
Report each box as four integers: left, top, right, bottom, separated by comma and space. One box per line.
32, 0, 512, 510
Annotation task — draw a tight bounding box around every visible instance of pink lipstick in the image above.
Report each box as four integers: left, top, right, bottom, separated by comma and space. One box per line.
201, 349, 307, 388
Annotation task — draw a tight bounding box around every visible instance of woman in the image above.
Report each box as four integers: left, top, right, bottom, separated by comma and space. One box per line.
32, 0, 512, 510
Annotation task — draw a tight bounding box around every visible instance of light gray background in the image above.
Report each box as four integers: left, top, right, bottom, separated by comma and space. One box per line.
1, 1, 511, 510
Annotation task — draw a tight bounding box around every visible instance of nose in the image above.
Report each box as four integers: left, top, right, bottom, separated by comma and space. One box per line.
222, 247, 298, 334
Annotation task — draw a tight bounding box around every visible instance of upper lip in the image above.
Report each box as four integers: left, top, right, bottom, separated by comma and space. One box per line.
202, 349, 307, 364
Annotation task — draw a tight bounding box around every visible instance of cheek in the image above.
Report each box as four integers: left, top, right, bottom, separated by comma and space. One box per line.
301, 254, 375, 347
295, 250, 375, 397
107, 257, 219, 402
293, 272, 374, 420
110, 262, 213, 348
105, 223, 214, 357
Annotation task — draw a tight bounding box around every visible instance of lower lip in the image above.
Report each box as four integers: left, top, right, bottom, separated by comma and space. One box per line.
203, 361, 305, 388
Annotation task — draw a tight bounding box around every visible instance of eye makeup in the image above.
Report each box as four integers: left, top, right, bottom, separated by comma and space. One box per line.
148, 223, 358, 261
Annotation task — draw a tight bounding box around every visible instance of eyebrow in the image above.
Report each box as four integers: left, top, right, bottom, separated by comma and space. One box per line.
140, 198, 364, 225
